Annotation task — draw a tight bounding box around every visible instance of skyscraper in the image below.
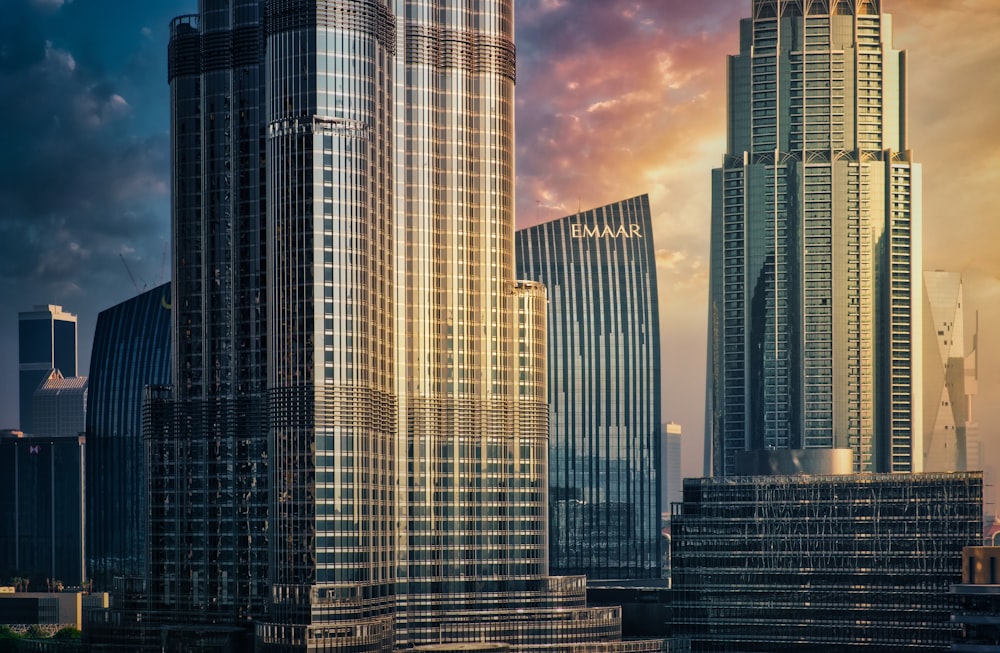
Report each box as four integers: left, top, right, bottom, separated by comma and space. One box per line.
923, 271, 978, 473
86, 283, 172, 590
18, 305, 78, 434
515, 195, 662, 580
115, 2, 665, 652
706, 0, 922, 476
145, 2, 269, 640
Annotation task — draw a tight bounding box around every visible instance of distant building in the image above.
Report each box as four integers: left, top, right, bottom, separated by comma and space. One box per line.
85, 283, 171, 590
516, 194, 662, 580
662, 423, 682, 518
673, 472, 983, 652
0, 591, 108, 630
923, 271, 979, 472
951, 547, 1000, 652
32, 372, 87, 439
18, 305, 77, 434
0, 431, 86, 587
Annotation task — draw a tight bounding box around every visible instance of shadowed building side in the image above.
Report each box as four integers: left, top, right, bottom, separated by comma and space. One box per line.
85, 283, 172, 591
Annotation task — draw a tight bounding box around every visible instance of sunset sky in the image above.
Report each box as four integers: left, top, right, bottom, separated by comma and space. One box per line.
0, 0, 997, 505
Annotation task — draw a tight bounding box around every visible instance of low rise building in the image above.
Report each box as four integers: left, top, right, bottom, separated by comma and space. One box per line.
672, 472, 983, 652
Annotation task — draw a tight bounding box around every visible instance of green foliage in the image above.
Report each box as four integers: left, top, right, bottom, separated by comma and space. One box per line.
0, 627, 17, 653
23, 625, 46, 639
52, 627, 82, 641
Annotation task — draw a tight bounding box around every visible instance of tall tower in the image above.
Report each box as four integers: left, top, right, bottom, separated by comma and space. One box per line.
138, 2, 664, 652
146, 1, 270, 640
258, 1, 398, 649
18, 305, 78, 434
86, 283, 172, 590
707, 0, 922, 477
515, 195, 662, 581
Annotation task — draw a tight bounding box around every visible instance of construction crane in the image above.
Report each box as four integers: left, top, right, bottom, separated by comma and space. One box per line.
120, 253, 146, 294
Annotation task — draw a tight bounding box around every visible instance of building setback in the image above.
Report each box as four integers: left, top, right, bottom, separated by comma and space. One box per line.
672, 472, 983, 652
706, 0, 922, 476
515, 195, 662, 580
85, 283, 172, 590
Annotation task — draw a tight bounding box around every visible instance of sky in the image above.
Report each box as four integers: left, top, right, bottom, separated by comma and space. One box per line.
0, 0, 997, 508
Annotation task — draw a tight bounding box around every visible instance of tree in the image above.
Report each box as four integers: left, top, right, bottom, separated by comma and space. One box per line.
23, 625, 46, 639
52, 627, 82, 641
0, 626, 18, 653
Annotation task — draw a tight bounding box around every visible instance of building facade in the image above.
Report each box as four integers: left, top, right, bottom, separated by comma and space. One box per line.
0, 432, 87, 588
515, 195, 662, 580
672, 472, 983, 652
92, 2, 666, 652
951, 547, 1000, 652
143, 1, 270, 640
706, 0, 922, 476
923, 271, 978, 472
18, 305, 77, 434
85, 283, 172, 590
32, 372, 88, 440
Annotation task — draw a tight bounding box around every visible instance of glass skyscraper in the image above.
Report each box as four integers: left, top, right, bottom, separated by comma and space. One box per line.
101, 2, 665, 652
706, 0, 922, 477
18, 305, 78, 434
85, 283, 172, 590
146, 1, 270, 639
515, 195, 662, 580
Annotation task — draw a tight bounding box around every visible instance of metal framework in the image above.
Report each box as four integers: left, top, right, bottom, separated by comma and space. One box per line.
672, 473, 984, 652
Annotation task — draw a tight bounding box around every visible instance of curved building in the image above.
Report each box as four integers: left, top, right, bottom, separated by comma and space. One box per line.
516, 195, 662, 580
85, 283, 171, 590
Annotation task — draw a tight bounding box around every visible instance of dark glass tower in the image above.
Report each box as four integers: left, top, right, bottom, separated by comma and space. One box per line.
85, 283, 172, 590
706, 0, 922, 476
18, 305, 78, 434
515, 195, 662, 580
145, 1, 269, 639
0, 431, 86, 587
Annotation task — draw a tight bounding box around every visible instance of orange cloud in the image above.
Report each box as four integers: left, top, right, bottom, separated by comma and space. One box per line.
516, 0, 1000, 490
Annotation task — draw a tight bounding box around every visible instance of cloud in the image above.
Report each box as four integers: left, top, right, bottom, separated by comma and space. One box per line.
29, 0, 70, 11
0, 0, 170, 429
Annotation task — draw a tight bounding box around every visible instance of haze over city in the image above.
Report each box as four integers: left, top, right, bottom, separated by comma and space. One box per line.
0, 0, 997, 505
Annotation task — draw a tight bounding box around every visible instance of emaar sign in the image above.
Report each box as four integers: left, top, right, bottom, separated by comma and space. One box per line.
570, 223, 643, 239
